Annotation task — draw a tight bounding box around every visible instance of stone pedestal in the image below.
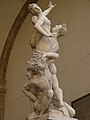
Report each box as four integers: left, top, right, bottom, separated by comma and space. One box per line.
36, 115, 77, 120
26, 109, 78, 120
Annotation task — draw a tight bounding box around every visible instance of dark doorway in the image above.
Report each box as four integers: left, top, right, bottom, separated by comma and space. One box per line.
72, 93, 90, 120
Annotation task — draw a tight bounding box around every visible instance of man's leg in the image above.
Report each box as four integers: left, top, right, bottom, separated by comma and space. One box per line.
49, 63, 64, 107
40, 89, 54, 115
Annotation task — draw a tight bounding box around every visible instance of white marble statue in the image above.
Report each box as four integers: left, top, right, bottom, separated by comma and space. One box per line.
22, 1, 76, 120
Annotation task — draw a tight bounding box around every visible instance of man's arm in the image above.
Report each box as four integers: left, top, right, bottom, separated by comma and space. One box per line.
35, 50, 59, 59
42, 52, 59, 59
22, 83, 37, 102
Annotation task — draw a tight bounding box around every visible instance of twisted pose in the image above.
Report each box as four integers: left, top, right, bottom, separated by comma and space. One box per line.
28, 1, 65, 108
22, 1, 75, 118
22, 50, 61, 119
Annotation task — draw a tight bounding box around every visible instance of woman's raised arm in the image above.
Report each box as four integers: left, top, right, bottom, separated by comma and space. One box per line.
43, 1, 56, 16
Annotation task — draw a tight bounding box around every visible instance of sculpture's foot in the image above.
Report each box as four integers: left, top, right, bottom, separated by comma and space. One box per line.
48, 109, 77, 120
58, 106, 70, 117
35, 114, 42, 119
26, 112, 37, 120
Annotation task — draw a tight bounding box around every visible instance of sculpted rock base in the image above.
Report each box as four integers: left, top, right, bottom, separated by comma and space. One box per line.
26, 109, 78, 120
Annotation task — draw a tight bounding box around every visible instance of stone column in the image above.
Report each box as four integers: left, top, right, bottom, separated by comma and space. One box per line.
0, 61, 7, 120
0, 87, 6, 120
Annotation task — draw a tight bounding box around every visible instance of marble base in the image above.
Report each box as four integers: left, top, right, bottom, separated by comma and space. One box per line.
26, 109, 78, 120
37, 109, 77, 120
36, 115, 77, 120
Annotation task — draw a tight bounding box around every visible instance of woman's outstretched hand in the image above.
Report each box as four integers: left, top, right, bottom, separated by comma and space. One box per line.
48, 1, 56, 9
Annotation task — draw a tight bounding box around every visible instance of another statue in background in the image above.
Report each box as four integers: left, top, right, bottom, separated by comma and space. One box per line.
22, 1, 77, 120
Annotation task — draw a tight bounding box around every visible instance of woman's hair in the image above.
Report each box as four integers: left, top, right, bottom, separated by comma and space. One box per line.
28, 3, 41, 15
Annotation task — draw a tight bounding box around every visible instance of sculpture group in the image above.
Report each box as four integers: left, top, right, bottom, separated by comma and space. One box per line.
22, 1, 76, 120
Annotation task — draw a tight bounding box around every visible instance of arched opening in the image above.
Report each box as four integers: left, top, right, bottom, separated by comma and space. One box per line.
0, 0, 39, 119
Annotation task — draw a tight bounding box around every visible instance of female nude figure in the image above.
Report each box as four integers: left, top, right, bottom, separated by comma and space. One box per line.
26, 1, 75, 117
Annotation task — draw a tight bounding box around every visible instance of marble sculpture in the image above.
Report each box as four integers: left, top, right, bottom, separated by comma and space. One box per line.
22, 1, 78, 120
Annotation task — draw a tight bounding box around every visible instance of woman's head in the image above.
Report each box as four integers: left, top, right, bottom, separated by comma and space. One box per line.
28, 3, 42, 15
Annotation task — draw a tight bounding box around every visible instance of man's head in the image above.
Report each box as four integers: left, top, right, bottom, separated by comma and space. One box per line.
52, 23, 67, 37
